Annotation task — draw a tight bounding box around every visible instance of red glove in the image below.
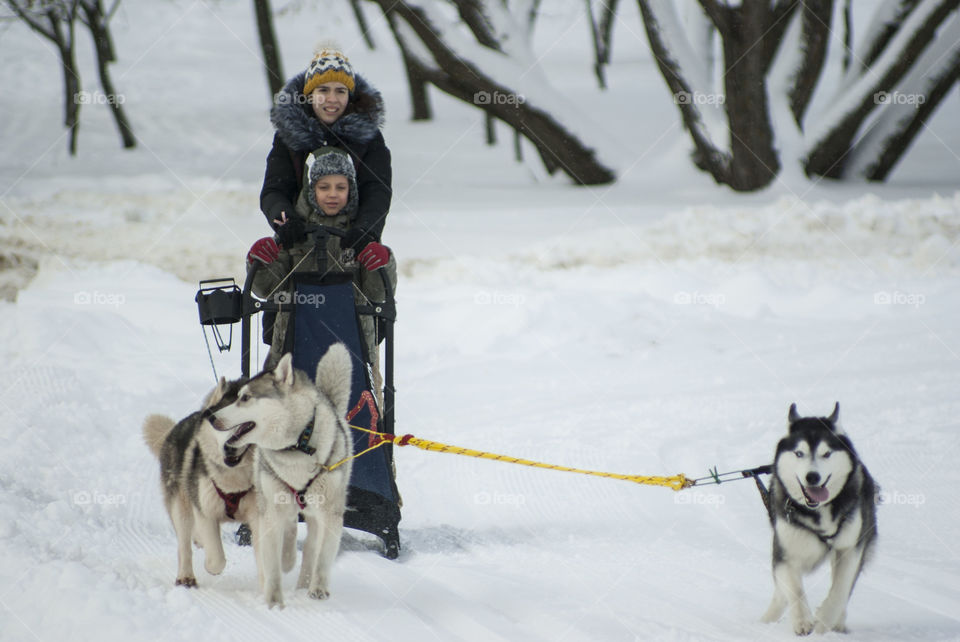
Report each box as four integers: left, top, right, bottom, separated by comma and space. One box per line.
357, 242, 390, 270
247, 237, 280, 265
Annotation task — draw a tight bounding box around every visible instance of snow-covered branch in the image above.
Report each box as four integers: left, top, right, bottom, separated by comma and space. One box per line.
805, 0, 960, 178
373, 0, 618, 184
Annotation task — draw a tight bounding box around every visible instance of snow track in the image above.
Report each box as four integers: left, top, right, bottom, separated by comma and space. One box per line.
2, 0, 959, 634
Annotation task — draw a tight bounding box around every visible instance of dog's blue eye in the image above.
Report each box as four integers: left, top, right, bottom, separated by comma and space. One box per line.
795, 451, 805, 458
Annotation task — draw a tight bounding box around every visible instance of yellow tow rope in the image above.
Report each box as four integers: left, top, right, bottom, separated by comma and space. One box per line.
330, 425, 692, 491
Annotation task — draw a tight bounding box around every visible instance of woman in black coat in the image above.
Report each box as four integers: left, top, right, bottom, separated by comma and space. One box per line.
260, 47, 391, 257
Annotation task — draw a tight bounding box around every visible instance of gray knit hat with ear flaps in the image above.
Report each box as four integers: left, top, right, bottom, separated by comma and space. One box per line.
304, 146, 358, 219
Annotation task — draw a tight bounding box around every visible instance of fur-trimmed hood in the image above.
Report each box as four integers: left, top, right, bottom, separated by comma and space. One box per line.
270, 72, 385, 152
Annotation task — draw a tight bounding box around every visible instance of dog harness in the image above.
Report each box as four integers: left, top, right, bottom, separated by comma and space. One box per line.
211, 480, 251, 520
285, 419, 317, 456
285, 468, 327, 510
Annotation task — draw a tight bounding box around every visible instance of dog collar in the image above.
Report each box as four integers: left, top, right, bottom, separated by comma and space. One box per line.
285, 419, 317, 456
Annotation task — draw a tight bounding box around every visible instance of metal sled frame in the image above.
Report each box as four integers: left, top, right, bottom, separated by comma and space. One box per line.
233, 225, 400, 556
237, 226, 396, 438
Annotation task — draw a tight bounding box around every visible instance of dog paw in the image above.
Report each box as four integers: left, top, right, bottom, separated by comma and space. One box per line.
308, 588, 330, 600
792, 619, 814, 636
175, 576, 198, 588
204, 557, 226, 576
265, 594, 285, 610
813, 620, 847, 635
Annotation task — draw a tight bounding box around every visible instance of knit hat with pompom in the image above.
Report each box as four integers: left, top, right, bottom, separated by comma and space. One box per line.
302, 44, 356, 96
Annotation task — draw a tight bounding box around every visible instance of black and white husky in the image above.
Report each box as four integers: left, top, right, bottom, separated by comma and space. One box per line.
211, 345, 354, 609
761, 403, 877, 635
142, 376, 260, 588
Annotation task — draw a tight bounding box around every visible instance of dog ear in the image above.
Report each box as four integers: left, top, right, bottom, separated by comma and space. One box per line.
827, 402, 846, 434
828, 402, 840, 424
274, 353, 296, 387
788, 403, 800, 424
203, 376, 229, 408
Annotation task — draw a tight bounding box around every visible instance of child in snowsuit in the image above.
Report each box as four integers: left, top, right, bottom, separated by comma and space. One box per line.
246, 146, 396, 372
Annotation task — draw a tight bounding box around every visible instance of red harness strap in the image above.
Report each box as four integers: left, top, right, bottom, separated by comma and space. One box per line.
211, 480, 251, 520
285, 468, 326, 510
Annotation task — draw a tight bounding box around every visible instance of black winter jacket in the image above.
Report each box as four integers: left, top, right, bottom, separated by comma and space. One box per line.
261, 73, 392, 245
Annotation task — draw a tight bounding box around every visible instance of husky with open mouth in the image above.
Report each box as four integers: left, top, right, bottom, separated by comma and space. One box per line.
142, 376, 259, 588
761, 403, 878, 635
210, 344, 354, 609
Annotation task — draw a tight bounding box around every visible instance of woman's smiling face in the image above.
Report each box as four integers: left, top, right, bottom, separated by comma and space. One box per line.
310, 82, 349, 124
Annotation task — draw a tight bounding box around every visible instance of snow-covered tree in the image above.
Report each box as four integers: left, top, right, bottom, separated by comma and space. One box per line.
371, 0, 617, 185
4, 0, 135, 153
638, 0, 960, 191
5, 0, 83, 155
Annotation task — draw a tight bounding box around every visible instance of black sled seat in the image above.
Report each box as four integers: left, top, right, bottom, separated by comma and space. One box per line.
285, 272, 401, 559
231, 225, 401, 559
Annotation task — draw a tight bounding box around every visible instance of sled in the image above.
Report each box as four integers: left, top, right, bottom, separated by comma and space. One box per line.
195, 224, 401, 559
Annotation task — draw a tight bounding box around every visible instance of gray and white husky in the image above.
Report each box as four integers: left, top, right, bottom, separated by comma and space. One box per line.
142, 377, 263, 588
761, 403, 878, 635
211, 345, 354, 608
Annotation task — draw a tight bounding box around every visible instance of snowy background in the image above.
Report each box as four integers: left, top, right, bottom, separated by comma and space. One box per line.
1, 1, 959, 640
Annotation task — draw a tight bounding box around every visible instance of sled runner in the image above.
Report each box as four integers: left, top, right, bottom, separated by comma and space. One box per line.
196, 224, 401, 559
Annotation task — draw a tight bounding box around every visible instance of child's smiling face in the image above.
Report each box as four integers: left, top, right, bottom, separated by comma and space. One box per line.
314, 174, 349, 216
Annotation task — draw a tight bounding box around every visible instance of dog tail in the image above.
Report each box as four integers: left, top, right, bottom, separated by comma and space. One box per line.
316, 342, 353, 418
142, 414, 175, 457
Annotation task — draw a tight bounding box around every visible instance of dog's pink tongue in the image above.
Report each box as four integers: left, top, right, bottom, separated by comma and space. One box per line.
806, 485, 829, 502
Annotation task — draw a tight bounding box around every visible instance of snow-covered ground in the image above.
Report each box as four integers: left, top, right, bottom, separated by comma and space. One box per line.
2, 2, 960, 640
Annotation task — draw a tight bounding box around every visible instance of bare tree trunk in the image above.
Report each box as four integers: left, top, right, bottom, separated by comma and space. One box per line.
865, 66, 960, 180
859, 0, 923, 71
788, 0, 833, 128
376, 0, 615, 185
382, 9, 432, 120
842, 0, 853, 72
56, 13, 81, 156
586, 0, 608, 89
638, 0, 797, 190
597, 0, 620, 66
252, 0, 284, 98
717, 1, 781, 190
637, 0, 729, 181
350, 0, 376, 49
7, 0, 83, 154
849, 13, 960, 180
805, 0, 960, 178
81, 0, 135, 149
